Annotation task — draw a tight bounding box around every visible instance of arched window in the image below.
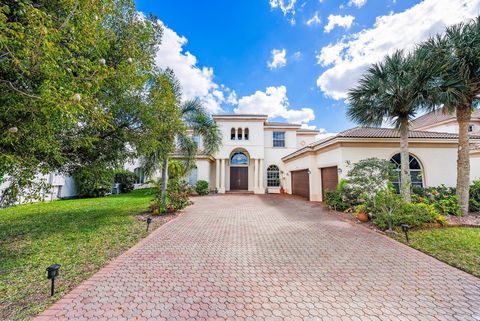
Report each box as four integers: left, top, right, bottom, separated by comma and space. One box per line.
231, 128, 236, 140
244, 128, 249, 140
134, 167, 145, 184
267, 165, 280, 187
390, 153, 423, 191
230, 152, 248, 166
237, 128, 243, 140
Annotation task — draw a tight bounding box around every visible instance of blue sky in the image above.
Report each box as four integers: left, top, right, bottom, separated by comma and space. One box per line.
136, 0, 480, 135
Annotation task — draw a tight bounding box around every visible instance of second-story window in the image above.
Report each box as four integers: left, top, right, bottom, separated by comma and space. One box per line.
192, 135, 200, 146
244, 128, 249, 140
273, 131, 285, 147
237, 128, 243, 140
231, 128, 236, 140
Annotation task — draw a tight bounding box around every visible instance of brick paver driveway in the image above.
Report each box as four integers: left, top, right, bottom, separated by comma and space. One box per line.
36, 194, 480, 321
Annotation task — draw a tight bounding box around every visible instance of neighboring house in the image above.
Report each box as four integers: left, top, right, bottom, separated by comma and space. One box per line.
411, 108, 480, 135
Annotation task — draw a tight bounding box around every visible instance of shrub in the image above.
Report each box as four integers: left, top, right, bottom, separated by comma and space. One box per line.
412, 185, 461, 216
371, 187, 403, 231
151, 178, 192, 214
195, 180, 209, 195
73, 165, 114, 198
114, 169, 136, 193
324, 179, 358, 211
346, 158, 396, 205
372, 191, 444, 230
470, 180, 480, 212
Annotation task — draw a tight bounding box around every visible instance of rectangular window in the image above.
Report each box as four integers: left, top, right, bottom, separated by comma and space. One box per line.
192, 135, 200, 146
273, 132, 285, 147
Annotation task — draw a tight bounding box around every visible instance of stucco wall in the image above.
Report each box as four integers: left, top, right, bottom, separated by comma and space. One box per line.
284, 142, 467, 202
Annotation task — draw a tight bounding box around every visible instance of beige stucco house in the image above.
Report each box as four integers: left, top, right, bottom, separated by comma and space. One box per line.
173, 111, 480, 202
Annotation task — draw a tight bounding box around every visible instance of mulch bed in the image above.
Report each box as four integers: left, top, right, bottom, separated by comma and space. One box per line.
325, 204, 480, 229
447, 212, 480, 227
136, 211, 179, 226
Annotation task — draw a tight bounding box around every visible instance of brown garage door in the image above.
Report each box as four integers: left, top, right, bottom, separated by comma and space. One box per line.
321, 166, 338, 199
291, 170, 310, 199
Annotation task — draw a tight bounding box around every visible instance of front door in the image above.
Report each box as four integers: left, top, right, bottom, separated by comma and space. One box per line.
230, 167, 248, 190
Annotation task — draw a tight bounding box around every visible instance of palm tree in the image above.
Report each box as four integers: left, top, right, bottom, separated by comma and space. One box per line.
347, 50, 439, 202
142, 69, 221, 210
418, 17, 480, 215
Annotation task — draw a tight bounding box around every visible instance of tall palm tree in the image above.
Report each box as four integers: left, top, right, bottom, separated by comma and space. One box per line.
347, 50, 438, 202
142, 69, 221, 210
419, 17, 480, 215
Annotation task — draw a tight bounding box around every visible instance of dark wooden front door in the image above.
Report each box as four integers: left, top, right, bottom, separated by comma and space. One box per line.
321, 166, 339, 199
230, 167, 248, 190
291, 170, 310, 199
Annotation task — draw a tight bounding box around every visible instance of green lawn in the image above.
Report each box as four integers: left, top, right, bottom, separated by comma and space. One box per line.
394, 227, 480, 277
0, 189, 163, 321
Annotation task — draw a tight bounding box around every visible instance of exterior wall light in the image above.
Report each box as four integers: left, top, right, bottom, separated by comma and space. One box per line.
401, 224, 409, 242
146, 217, 152, 232
337, 168, 342, 174
46, 264, 61, 296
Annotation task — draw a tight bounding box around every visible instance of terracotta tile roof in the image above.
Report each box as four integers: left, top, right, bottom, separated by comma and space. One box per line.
334, 127, 478, 139
282, 127, 480, 161
411, 108, 480, 129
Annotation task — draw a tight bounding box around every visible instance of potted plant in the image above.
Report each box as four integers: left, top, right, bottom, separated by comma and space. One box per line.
354, 204, 369, 222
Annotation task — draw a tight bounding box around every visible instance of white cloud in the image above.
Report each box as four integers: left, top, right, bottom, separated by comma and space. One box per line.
348, 0, 367, 8
306, 11, 321, 26
317, 0, 480, 100
269, 0, 297, 15
234, 86, 315, 125
154, 21, 226, 113
316, 131, 337, 140
324, 14, 355, 33
267, 49, 287, 69
293, 51, 303, 61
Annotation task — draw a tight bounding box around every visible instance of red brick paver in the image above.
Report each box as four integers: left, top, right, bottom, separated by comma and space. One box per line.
35, 195, 480, 321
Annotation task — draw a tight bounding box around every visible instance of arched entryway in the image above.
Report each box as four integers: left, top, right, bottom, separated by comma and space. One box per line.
230, 151, 249, 190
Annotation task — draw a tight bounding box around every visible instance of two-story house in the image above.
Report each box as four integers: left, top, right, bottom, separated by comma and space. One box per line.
186, 114, 319, 194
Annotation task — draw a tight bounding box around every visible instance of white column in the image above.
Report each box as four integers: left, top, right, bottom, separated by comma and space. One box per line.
254, 159, 259, 190
215, 159, 220, 190
259, 159, 264, 190
219, 158, 226, 193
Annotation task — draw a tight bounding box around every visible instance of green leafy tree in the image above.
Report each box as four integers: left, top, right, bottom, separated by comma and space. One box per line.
347, 50, 439, 202
0, 1, 162, 205
419, 17, 480, 215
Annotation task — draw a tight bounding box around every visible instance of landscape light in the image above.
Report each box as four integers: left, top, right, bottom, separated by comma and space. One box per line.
146, 217, 152, 231
401, 224, 409, 243
46, 264, 61, 296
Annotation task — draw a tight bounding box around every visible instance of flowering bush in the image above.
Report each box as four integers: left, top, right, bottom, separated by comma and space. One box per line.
412, 185, 461, 216
150, 178, 192, 214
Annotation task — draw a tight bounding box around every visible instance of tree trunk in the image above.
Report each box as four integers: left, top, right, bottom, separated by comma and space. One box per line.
399, 118, 412, 202
160, 158, 168, 211
456, 106, 471, 215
